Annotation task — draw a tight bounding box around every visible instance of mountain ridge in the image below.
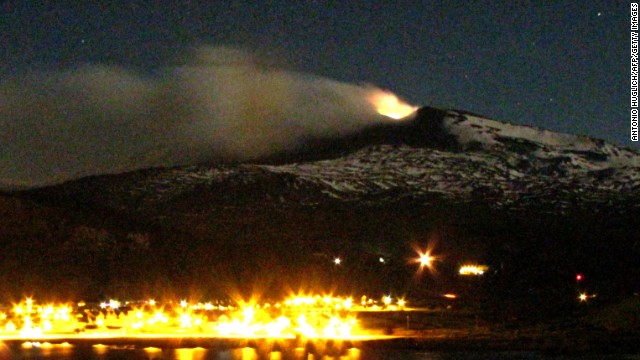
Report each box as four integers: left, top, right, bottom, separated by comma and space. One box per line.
18, 106, 638, 217
1, 105, 638, 305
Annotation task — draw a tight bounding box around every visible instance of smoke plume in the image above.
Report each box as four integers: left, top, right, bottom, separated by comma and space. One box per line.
0, 46, 403, 190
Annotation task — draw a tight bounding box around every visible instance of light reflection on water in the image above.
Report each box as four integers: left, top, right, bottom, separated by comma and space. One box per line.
3, 344, 637, 360
0, 343, 362, 360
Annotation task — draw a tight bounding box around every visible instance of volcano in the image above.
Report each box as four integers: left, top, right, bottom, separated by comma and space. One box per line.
1, 106, 639, 316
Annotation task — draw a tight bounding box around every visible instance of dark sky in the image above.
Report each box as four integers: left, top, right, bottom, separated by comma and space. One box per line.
1, 1, 634, 148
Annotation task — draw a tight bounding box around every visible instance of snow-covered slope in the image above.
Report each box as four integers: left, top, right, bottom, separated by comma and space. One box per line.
261, 142, 639, 208
444, 111, 640, 171
22, 107, 640, 218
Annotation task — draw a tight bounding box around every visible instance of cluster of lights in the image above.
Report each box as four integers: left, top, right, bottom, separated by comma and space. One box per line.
459, 265, 489, 276
1, 298, 74, 337
578, 293, 596, 302
332, 256, 387, 265
330, 244, 489, 281
0, 294, 408, 341
281, 294, 406, 312
352, 295, 406, 311
575, 273, 596, 303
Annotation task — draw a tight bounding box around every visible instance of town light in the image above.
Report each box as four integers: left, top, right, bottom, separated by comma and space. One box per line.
459, 265, 489, 276
418, 252, 432, 268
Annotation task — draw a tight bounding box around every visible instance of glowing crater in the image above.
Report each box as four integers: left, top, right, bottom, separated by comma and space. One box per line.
368, 91, 418, 120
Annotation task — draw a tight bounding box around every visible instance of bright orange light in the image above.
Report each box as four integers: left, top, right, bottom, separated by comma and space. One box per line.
418, 253, 433, 268
459, 265, 489, 276
368, 90, 418, 120
0, 295, 409, 342
412, 242, 439, 274
443, 294, 457, 299
413, 250, 434, 272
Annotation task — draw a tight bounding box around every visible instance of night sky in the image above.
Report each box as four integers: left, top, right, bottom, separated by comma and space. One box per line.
1, 1, 634, 148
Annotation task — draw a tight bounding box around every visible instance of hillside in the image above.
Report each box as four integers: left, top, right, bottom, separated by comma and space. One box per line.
1, 106, 638, 320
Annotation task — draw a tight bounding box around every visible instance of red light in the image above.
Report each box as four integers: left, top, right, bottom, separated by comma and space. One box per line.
576, 274, 583, 281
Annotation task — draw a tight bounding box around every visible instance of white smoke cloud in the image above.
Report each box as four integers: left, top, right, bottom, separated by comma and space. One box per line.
0, 46, 398, 190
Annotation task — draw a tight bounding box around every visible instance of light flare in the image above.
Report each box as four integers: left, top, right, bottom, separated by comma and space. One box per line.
411, 243, 440, 274
413, 250, 435, 273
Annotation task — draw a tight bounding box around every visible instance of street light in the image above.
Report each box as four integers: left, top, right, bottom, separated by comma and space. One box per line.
411, 243, 439, 275
415, 251, 434, 271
